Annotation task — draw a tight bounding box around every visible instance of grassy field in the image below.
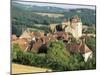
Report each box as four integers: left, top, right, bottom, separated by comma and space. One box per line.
35, 12, 64, 17
12, 63, 52, 74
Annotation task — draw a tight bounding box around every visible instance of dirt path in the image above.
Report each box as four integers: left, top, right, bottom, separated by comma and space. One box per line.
12, 63, 52, 74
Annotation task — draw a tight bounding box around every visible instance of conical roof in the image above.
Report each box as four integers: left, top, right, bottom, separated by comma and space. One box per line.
79, 44, 92, 54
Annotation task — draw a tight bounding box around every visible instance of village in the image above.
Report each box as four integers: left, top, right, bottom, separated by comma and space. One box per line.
12, 15, 95, 62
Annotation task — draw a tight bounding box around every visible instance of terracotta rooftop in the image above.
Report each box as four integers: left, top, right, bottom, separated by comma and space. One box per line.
79, 44, 92, 54
12, 38, 28, 51
66, 43, 92, 54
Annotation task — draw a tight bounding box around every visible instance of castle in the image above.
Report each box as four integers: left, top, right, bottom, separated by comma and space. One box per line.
62, 15, 82, 39
49, 15, 82, 39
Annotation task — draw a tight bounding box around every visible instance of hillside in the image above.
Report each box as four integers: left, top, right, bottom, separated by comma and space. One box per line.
64, 8, 96, 25
12, 1, 96, 25
12, 1, 96, 36
12, 1, 68, 13
35, 12, 64, 18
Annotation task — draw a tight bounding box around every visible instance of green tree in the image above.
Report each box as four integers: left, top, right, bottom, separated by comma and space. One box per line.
12, 44, 22, 61
46, 41, 70, 70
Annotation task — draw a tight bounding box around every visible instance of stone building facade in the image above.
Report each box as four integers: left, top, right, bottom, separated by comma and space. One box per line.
62, 15, 82, 39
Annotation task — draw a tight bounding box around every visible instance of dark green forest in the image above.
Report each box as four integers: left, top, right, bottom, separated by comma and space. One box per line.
12, 6, 64, 36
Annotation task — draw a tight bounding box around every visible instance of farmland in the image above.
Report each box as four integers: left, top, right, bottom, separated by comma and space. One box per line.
34, 12, 64, 18
12, 63, 52, 74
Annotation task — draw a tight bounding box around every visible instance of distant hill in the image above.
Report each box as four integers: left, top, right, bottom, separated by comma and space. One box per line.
11, 1, 96, 36
63, 8, 96, 25
12, 1, 69, 13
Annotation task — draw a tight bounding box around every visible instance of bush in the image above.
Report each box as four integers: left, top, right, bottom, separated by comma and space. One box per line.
86, 37, 96, 52
84, 53, 96, 69
12, 44, 47, 67
12, 44, 22, 61
46, 41, 70, 70
67, 53, 84, 70
16, 51, 46, 67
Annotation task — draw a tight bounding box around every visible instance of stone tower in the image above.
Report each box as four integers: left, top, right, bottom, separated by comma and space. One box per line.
70, 15, 82, 38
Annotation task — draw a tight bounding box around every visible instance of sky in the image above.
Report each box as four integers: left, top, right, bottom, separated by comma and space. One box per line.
13, 0, 96, 10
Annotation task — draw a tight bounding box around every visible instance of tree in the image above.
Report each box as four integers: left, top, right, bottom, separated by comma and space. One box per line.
12, 44, 22, 61
68, 53, 84, 70
46, 41, 70, 70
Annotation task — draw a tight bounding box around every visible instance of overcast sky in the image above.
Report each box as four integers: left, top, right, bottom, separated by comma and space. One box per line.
13, 0, 96, 10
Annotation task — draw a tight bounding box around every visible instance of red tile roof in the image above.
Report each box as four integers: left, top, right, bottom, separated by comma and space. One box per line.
66, 43, 92, 54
